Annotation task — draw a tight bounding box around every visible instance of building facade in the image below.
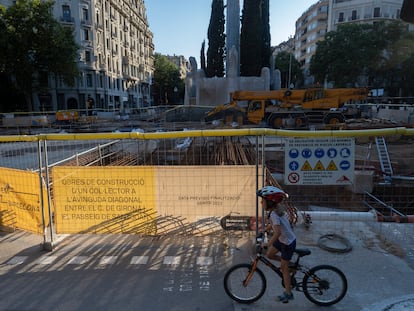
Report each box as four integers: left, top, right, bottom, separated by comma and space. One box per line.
327, 0, 409, 32
289, 0, 409, 86
166, 55, 189, 80
27, 0, 155, 112
294, 0, 329, 86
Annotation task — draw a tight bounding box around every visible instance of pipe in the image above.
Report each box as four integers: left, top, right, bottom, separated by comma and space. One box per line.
303, 210, 414, 223
377, 214, 414, 223
391, 175, 414, 182
302, 210, 378, 222
0, 126, 412, 142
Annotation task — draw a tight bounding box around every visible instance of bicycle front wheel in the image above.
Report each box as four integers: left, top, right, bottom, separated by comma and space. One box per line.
303, 265, 348, 306
223, 263, 266, 304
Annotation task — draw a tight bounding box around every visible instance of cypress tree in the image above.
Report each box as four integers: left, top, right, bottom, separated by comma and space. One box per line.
240, 0, 271, 76
200, 40, 206, 72
261, 0, 271, 69
206, 0, 225, 77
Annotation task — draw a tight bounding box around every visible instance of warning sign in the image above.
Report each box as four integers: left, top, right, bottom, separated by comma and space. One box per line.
327, 160, 338, 171
284, 137, 354, 185
301, 161, 312, 171
313, 160, 325, 171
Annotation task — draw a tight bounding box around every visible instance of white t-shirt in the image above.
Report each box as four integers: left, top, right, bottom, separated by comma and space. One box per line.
269, 210, 296, 245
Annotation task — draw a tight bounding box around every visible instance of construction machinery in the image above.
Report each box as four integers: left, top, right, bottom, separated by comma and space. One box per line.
204, 88, 369, 129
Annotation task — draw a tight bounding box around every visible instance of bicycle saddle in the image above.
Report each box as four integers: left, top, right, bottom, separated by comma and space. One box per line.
295, 248, 311, 257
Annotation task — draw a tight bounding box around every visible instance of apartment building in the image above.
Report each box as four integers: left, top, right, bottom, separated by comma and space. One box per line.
290, 0, 408, 86
294, 0, 329, 85
48, 0, 155, 112
327, 0, 408, 31
166, 55, 189, 80
1, 0, 154, 112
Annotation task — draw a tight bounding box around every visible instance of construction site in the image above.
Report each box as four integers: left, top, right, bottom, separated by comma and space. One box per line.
0, 100, 413, 240
10, 128, 410, 223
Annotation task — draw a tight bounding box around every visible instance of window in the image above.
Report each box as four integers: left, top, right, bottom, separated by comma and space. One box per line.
338, 12, 344, 22
39, 71, 48, 87
85, 51, 91, 62
79, 72, 84, 87
62, 5, 71, 22
83, 8, 89, 21
86, 74, 93, 87
84, 29, 89, 41
374, 7, 381, 18
352, 10, 357, 20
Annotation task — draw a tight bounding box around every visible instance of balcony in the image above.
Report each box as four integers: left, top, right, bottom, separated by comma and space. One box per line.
81, 19, 92, 27
60, 16, 75, 24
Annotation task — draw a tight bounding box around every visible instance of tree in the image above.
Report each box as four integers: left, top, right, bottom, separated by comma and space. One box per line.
200, 40, 206, 73
206, 0, 225, 78
309, 21, 414, 93
152, 54, 185, 105
240, 0, 262, 76
310, 23, 380, 87
369, 21, 414, 96
0, 0, 79, 111
260, 0, 271, 70
240, 0, 271, 76
275, 51, 303, 88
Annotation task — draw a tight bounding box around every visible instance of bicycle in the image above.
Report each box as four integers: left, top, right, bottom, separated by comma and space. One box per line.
223, 243, 348, 306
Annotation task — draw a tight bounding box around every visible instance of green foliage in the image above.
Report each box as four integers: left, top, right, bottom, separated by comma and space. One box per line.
310, 21, 414, 95
260, 0, 271, 70
206, 0, 225, 77
240, 0, 271, 76
310, 23, 378, 86
275, 51, 304, 88
152, 54, 185, 104
240, 0, 262, 76
0, 0, 79, 111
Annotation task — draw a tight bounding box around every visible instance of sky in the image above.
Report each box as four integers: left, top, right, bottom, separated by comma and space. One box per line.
145, 0, 317, 61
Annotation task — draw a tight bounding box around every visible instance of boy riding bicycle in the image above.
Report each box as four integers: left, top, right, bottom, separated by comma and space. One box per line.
257, 185, 296, 303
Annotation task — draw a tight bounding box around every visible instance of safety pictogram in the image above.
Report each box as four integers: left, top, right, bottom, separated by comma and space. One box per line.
326, 160, 338, 171
313, 160, 325, 171
288, 172, 300, 184
301, 161, 312, 171
336, 175, 351, 183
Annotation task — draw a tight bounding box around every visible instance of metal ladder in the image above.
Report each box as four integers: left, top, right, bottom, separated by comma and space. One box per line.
375, 136, 393, 181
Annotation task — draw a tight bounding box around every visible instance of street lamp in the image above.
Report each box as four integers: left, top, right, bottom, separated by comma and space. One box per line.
288, 52, 292, 89
287, 37, 294, 89
174, 87, 178, 104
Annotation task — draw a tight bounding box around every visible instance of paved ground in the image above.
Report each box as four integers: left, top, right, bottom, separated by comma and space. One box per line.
231, 221, 414, 311
1, 221, 414, 311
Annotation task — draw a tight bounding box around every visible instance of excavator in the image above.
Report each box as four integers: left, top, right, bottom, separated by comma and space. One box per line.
204, 88, 369, 129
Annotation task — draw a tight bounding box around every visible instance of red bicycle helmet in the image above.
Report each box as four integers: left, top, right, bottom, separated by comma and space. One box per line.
257, 186, 288, 203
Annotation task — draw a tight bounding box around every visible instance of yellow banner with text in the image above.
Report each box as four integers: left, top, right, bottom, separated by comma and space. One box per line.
52, 166, 157, 234
0, 168, 49, 234
52, 166, 257, 234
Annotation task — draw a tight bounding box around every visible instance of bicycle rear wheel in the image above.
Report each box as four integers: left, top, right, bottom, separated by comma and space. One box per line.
223, 263, 266, 304
303, 265, 348, 306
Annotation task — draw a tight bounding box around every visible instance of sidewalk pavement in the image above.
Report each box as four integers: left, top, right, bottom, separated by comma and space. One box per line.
233, 221, 414, 311
1, 221, 413, 311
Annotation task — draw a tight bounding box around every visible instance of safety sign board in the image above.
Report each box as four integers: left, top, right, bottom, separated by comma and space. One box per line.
284, 137, 355, 185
